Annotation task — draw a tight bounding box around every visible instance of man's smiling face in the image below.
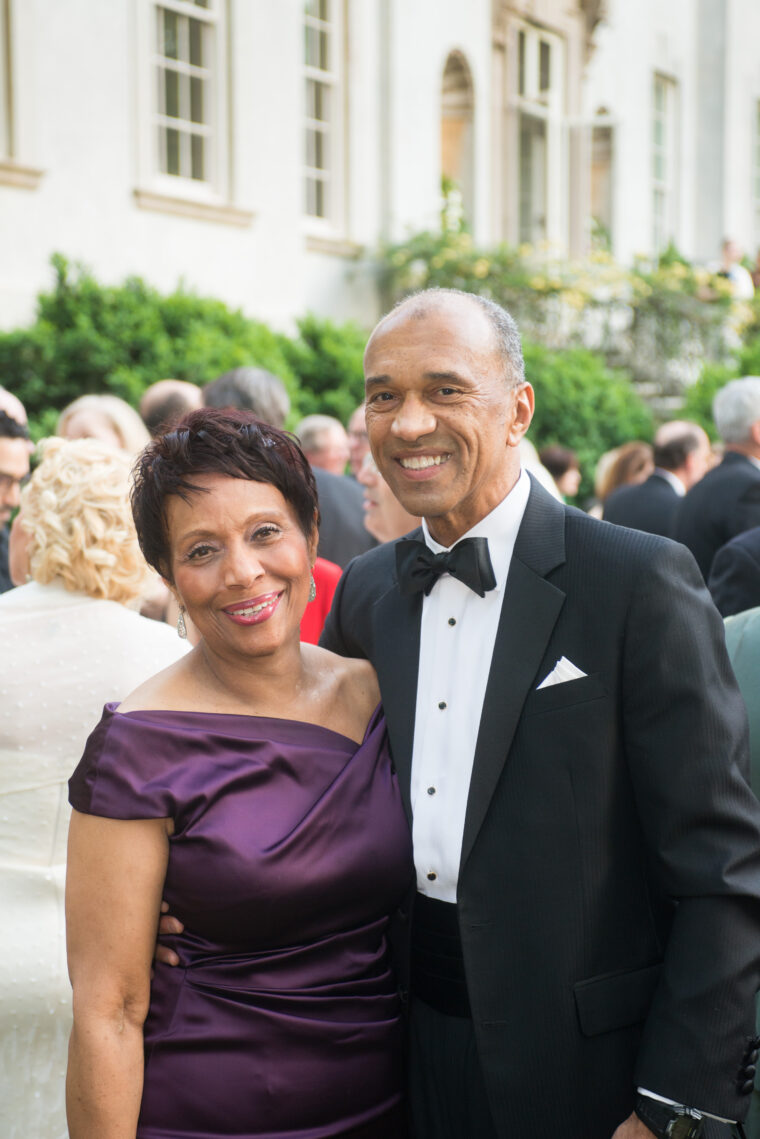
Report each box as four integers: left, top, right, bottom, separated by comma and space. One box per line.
363, 296, 534, 546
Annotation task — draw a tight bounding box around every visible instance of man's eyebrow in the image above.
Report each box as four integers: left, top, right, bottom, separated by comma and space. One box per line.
365, 370, 467, 388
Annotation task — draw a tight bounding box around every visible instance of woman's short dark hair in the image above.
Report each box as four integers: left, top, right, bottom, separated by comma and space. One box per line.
131, 407, 319, 579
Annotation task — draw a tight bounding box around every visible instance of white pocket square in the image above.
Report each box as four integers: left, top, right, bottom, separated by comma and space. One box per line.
537, 656, 587, 689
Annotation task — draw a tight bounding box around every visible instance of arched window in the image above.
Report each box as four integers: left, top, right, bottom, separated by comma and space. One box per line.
441, 51, 474, 226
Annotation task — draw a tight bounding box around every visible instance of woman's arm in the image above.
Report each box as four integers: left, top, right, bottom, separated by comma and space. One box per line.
66, 809, 171, 1138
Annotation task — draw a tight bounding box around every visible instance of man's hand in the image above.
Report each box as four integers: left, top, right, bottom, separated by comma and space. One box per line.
612, 1112, 657, 1139
154, 900, 184, 967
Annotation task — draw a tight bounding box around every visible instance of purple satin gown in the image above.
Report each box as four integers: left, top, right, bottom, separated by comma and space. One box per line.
69, 703, 412, 1139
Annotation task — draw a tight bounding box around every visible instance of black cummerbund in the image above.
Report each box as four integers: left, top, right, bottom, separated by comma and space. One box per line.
410, 893, 471, 1018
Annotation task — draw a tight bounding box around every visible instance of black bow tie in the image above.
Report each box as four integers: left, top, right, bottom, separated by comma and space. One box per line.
395, 537, 496, 598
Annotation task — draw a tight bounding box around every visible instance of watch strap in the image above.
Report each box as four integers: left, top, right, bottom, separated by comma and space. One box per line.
634, 1094, 703, 1139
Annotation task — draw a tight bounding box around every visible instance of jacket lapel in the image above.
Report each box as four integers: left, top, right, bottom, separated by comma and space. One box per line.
459, 480, 567, 873
371, 528, 424, 825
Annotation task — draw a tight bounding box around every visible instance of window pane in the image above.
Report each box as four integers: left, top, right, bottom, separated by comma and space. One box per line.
653, 152, 664, 182
518, 30, 525, 96
654, 78, 665, 112
519, 112, 547, 244
539, 41, 551, 92
305, 25, 329, 70
305, 175, 327, 217
163, 69, 180, 118
306, 127, 327, 169
163, 9, 179, 59
165, 127, 180, 175
306, 78, 328, 121
653, 118, 663, 147
189, 18, 204, 67
193, 0, 210, 7
304, 0, 329, 19
191, 134, 205, 180
190, 76, 204, 123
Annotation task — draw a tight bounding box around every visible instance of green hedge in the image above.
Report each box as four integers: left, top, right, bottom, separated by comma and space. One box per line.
680, 333, 760, 439
4, 255, 653, 497
1, 255, 369, 437
524, 342, 652, 500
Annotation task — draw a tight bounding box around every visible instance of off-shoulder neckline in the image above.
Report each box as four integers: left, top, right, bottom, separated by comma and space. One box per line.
106, 701, 383, 749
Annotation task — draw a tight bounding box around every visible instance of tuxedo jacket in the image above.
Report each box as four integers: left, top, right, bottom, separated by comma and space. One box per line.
710, 525, 760, 617
321, 478, 760, 1139
602, 471, 680, 537
674, 451, 760, 580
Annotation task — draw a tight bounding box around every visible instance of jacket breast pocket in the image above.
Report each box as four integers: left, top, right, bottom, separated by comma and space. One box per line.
523, 671, 607, 716
574, 962, 662, 1037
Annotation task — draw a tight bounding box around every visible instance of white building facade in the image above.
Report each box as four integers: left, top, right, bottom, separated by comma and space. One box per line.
584, 0, 760, 265
0, 0, 758, 333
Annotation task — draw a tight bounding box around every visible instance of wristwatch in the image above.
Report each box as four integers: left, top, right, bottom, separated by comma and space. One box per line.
634, 1094, 705, 1139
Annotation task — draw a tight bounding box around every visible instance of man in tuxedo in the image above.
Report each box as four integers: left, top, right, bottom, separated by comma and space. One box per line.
674, 377, 760, 578
709, 525, 760, 616
603, 421, 710, 537
320, 289, 760, 1139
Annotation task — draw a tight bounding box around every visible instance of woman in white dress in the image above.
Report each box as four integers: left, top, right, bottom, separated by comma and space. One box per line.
0, 437, 188, 1139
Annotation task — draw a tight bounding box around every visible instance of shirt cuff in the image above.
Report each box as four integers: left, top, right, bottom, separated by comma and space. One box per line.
637, 1087, 734, 1124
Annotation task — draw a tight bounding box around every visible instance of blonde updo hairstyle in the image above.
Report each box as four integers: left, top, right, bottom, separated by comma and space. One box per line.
19, 437, 151, 605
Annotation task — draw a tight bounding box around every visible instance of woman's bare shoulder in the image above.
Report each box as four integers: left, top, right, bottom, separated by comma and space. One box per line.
302, 645, 381, 736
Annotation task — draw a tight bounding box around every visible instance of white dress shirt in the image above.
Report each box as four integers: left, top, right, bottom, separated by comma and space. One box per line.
655, 467, 686, 496
410, 469, 530, 902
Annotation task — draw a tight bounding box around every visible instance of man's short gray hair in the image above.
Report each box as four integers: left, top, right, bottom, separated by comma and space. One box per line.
203, 367, 290, 429
392, 288, 525, 386
296, 414, 346, 453
713, 377, 760, 444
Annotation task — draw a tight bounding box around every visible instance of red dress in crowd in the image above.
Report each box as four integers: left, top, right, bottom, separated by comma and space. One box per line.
299, 556, 343, 644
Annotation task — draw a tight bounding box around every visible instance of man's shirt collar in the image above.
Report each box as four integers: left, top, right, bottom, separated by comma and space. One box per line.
420, 469, 531, 593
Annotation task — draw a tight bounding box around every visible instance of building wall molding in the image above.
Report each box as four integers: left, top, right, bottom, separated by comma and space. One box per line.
133, 187, 254, 227
0, 158, 43, 189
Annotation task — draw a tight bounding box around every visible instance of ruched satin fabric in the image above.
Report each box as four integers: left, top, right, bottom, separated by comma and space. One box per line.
69, 704, 413, 1138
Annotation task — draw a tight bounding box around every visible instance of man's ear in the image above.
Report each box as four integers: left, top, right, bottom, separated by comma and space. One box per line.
750, 419, 760, 448
506, 383, 535, 447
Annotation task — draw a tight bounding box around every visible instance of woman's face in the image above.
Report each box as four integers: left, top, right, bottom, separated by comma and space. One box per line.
357, 453, 420, 543
62, 410, 123, 450
166, 474, 316, 661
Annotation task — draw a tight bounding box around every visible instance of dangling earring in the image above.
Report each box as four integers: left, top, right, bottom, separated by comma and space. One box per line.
177, 605, 188, 639
308, 575, 316, 603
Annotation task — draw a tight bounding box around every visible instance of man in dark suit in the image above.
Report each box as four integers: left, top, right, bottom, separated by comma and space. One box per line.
321, 290, 760, 1139
709, 525, 760, 616
603, 421, 710, 537
311, 465, 376, 568
674, 377, 760, 578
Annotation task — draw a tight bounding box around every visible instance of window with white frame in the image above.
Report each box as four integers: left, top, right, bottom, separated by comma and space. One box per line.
652, 73, 678, 255
147, 0, 226, 196
514, 23, 565, 247
304, 0, 343, 227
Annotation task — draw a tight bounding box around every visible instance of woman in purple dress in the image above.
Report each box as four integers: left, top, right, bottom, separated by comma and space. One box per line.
66, 409, 413, 1139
